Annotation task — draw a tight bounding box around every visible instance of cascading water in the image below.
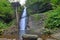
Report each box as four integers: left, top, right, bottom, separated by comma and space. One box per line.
19, 6, 27, 40
19, 0, 27, 40
20, 6, 27, 30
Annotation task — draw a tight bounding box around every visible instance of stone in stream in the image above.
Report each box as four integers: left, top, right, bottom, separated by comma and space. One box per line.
22, 34, 38, 40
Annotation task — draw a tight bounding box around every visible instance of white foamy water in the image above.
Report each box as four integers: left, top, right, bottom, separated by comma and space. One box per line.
19, 0, 27, 39
19, 6, 27, 40
19, 6, 27, 30
19, 0, 26, 6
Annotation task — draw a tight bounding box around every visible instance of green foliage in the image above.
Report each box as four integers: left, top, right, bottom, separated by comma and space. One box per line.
42, 28, 52, 35
50, 0, 60, 5
0, 0, 13, 14
0, 0, 14, 30
0, 19, 15, 30
0, 0, 14, 18
0, 0, 14, 22
0, 21, 7, 29
26, 0, 39, 6
26, 0, 50, 6
45, 7, 60, 30
27, 0, 52, 15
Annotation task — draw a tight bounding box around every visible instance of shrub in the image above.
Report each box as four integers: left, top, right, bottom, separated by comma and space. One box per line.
0, 0, 14, 23
50, 0, 60, 5
45, 7, 60, 30
0, 0, 14, 30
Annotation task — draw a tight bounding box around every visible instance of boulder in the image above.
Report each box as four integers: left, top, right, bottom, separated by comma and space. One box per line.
22, 34, 38, 40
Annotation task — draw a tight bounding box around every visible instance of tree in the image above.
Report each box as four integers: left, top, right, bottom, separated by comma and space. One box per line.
0, 0, 14, 23
0, 0, 15, 31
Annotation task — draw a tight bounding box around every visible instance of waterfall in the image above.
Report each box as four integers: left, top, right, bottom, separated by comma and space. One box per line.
19, 6, 27, 30
19, 0, 27, 40
19, 6, 28, 40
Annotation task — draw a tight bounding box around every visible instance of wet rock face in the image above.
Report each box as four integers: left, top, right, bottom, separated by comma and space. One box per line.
28, 13, 46, 34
